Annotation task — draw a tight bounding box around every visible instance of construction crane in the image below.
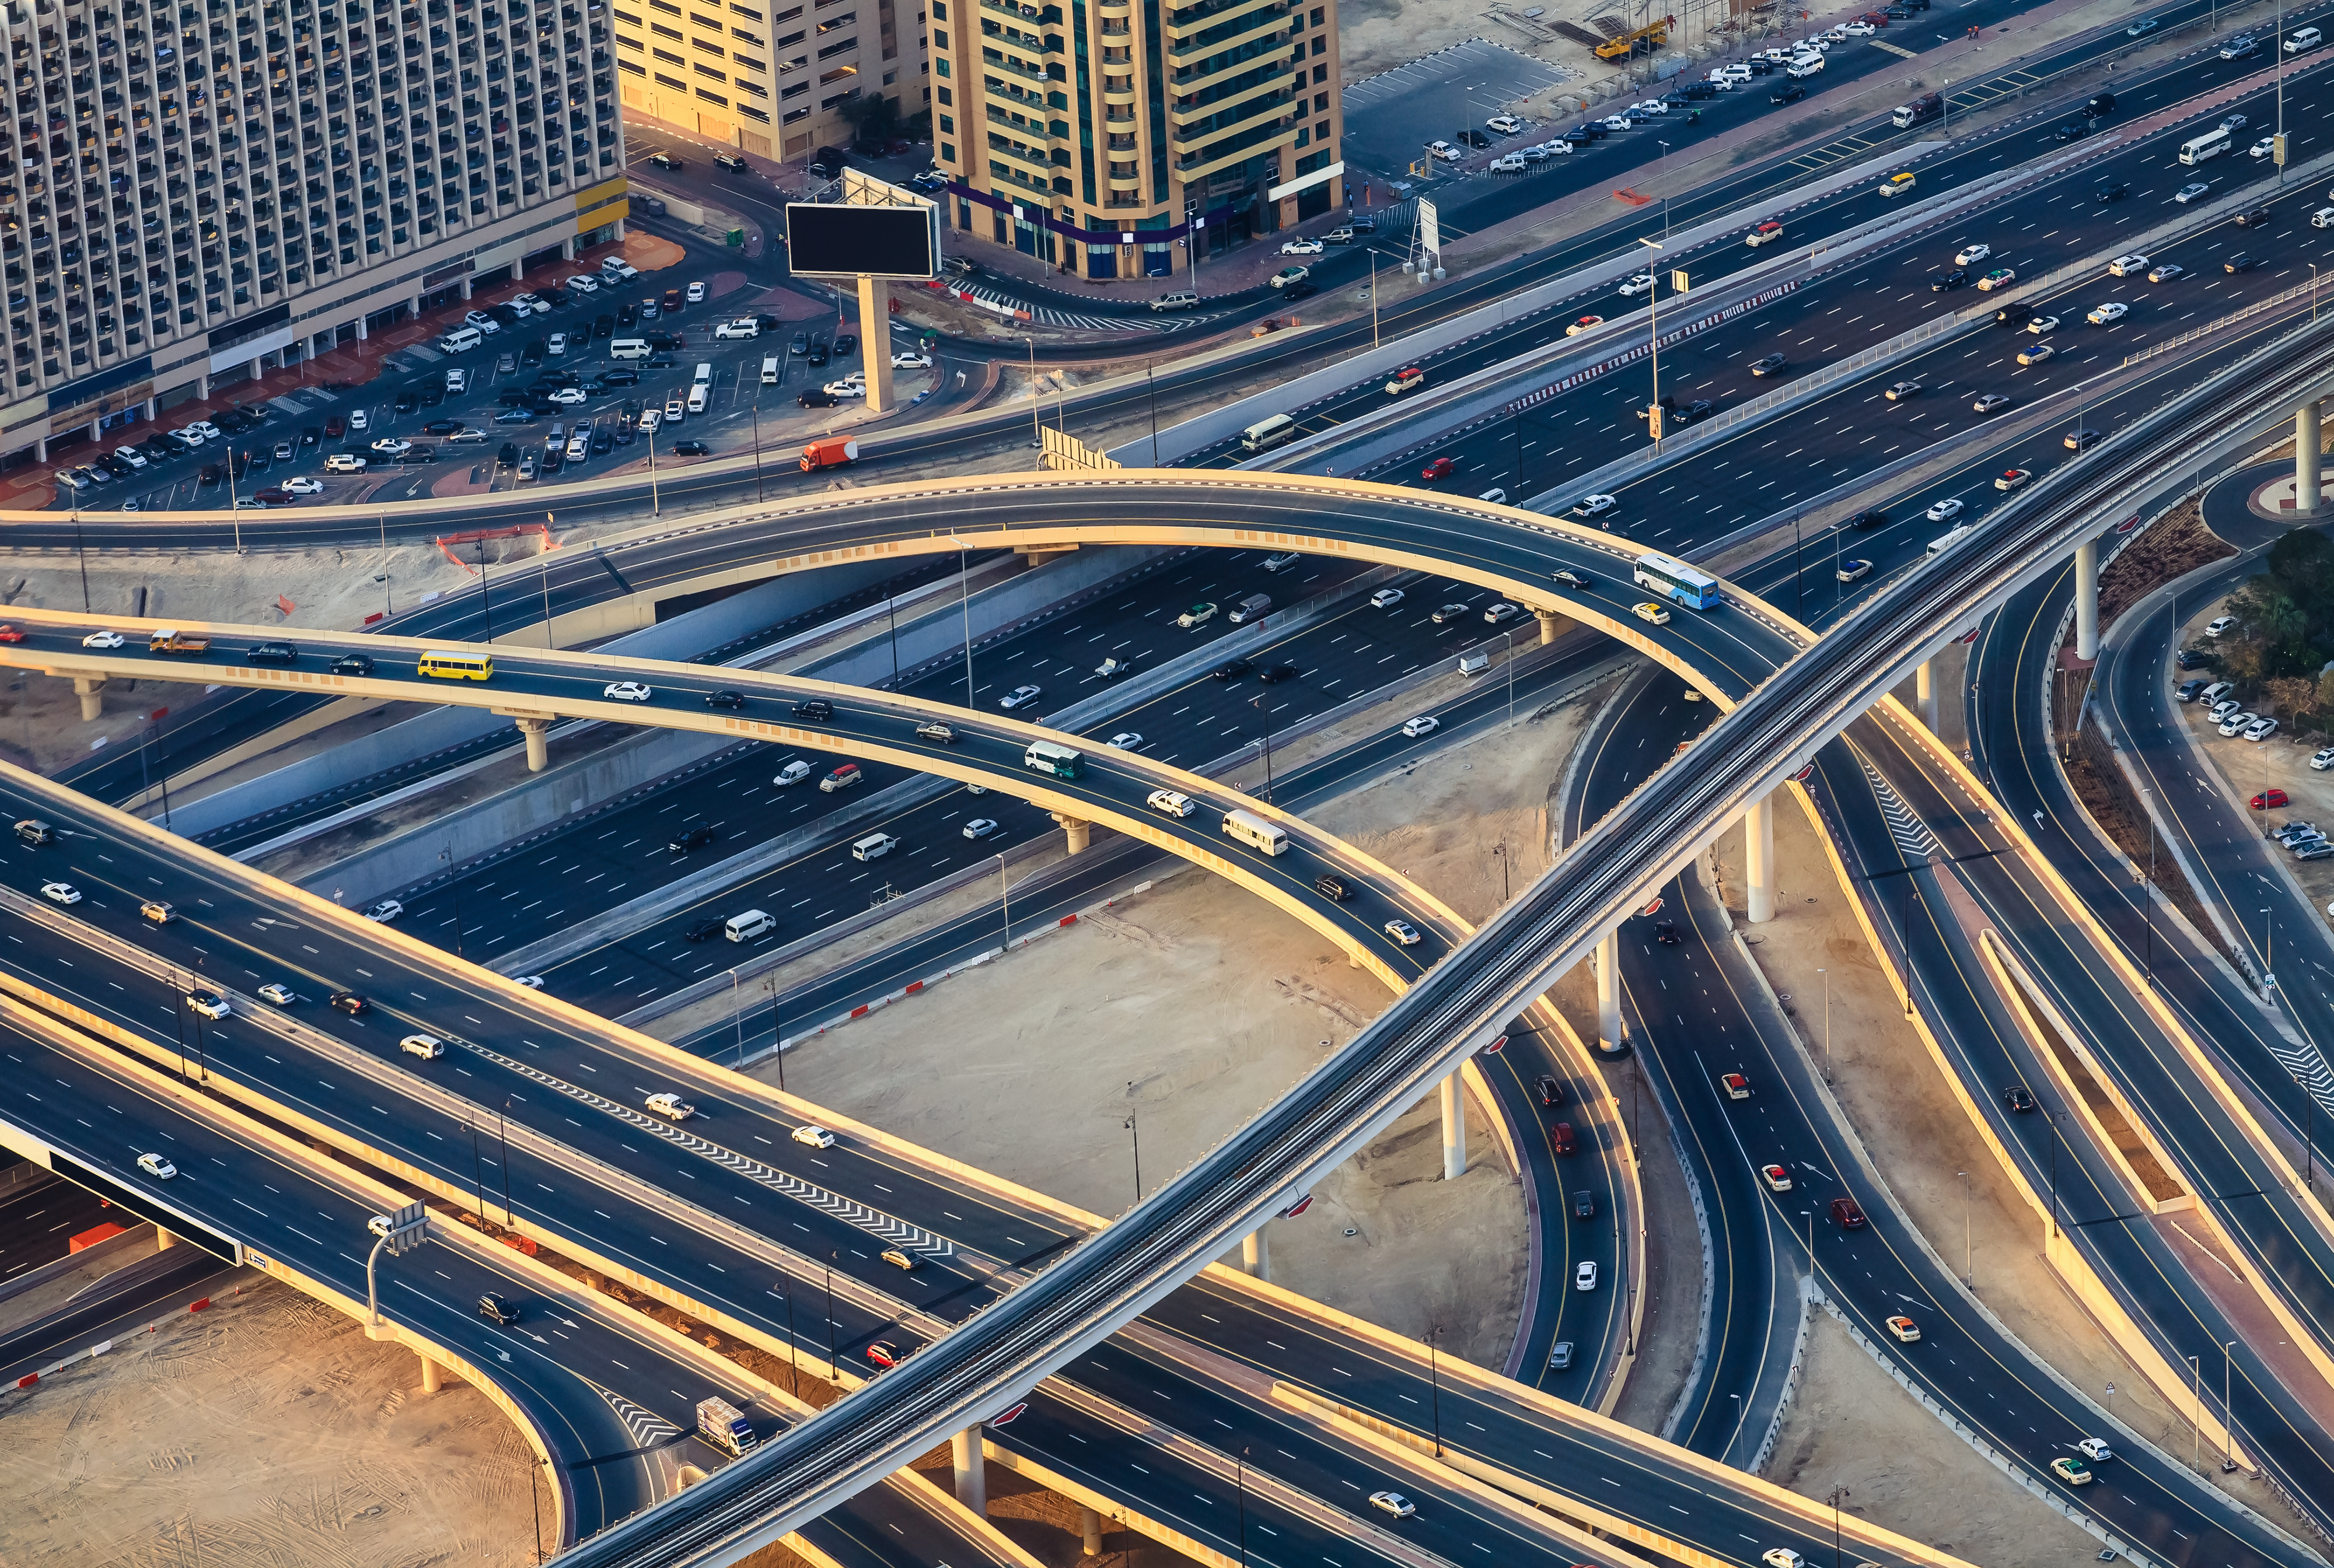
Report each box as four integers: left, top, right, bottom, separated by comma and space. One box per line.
1594, 16, 1671, 57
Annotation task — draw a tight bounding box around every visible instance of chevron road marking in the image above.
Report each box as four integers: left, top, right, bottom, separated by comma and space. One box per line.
1862, 756, 1944, 860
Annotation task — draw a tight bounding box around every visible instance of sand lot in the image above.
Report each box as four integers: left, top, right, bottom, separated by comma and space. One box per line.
0, 1275, 544, 1567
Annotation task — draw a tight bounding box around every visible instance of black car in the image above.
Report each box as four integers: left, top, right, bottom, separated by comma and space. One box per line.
1210, 657, 1253, 680
394, 390, 418, 413
1457, 129, 1491, 148
540, 286, 571, 308
1852, 508, 1888, 530
799, 389, 840, 408
618, 303, 640, 326
703, 688, 746, 710
1571, 1189, 1596, 1219
591, 428, 613, 454
2226, 253, 2256, 273
498, 442, 520, 466
522, 340, 545, 365
477, 1292, 520, 1326
2065, 427, 2102, 450
2175, 647, 2211, 670
499, 390, 537, 407
421, 418, 463, 435
2004, 1084, 2037, 1112
2094, 181, 2127, 202
418, 385, 442, 407
329, 990, 369, 1014
1313, 873, 1349, 901
495, 409, 538, 424
1567, 123, 1608, 141
198, 462, 223, 484
330, 653, 374, 676
670, 827, 718, 853
789, 330, 810, 355
807, 337, 830, 366
406, 445, 435, 464
794, 698, 834, 721
1669, 397, 1715, 426
2235, 206, 2274, 228
1750, 352, 1788, 375
1771, 84, 1805, 103
683, 917, 726, 943
833, 333, 858, 356
1280, 280, 1317, 302
1652, 919, 1681, 945
593, 313, 616, 338
244, 641, 297, 664
603, 368, 641, 386
2053, 120, 2088, 141
1536, 1074, 1566, 1107
1931, 269, 1966, 292
1257, 663, 1299, 683
755, 314, 786, 331
672, 439, 711, 456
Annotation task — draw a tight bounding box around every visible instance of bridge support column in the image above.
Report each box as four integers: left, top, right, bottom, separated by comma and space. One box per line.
1535, 608, 1564, 646
1745, 794, 1775, 924
1439, 1070, 1467, 1180
72, 676, 104, 721
1596, 930, 1625, 1055
154, 1227, 175, 1250
1081, 1506, 1103, 1556
1051, 813, 1091, 855
858, 276, 895, 414
513, 717, 552, 771
1241, 1228, 1270, 1280
1915, 659, 1937, 734
2075, 538, 2100, 661
2301, 400, 2322, 516
420, 1352, 444, 1394
951, 1428, 987, 1514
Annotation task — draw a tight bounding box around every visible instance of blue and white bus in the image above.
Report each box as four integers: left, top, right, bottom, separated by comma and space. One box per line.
1634, 551, 1722, 610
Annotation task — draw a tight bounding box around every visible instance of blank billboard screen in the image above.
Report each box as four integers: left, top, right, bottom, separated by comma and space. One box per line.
786, 203, 937, 279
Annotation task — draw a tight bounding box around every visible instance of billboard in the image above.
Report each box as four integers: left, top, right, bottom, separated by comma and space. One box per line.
787, 202, 940, 280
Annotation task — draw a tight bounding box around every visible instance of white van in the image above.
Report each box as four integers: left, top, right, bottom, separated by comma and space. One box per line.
436, 326, 484, 355
725, 909, 776, 942
1927, 523, 1974, 556
686, 382, 711, 415
2288, 24, 2322, 50
1787, 52, 1825, 76
1242, 413, 1298, 453
2314, 207, 2334, 228
761, 355, 782, 384
609, 338, 653, 359
851, 832, 899, 862
693, 362, 714, 384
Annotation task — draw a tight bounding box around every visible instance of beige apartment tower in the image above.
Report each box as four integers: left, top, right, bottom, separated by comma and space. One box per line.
932, 0, 1341, 277
616, 0, 915, 160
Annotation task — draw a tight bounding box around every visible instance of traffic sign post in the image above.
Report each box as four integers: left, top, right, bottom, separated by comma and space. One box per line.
366, 1202, 428, 1334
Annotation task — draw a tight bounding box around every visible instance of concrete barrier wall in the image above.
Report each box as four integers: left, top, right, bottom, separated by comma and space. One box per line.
169, 555, 913, 842
301, 544, 1175, 909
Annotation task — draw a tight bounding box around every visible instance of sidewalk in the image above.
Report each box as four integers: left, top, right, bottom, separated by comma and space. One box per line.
12, 229, 693, 508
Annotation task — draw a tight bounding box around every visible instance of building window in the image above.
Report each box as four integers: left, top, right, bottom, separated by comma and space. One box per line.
1311, 62, 1325, 82
781, 79, 808, 95
655, 68, 686, 85
617, 30, 644, 47
881, 68, 895, 83
819, 63, 857, 82
822, 85, 859, 106
691, 9, 722, 23
816, 10, 853, 30
651, 20, 682, 36
941, 139, 953, 160
739, 102, 770, 119
735, 52, 767, 69
654, 45, 684, 61
696, 62, 726, 78
696, 86, 727, 102
731, 2, 766, 15
619, 55, 647, 73
937, 112, 951, 132
737, 75, 769, 93
1310, 36, 1324, 54
693, 34, 725, 52
816, 37, 855, 57
784, 104, 810, 120
1313, 90, 1326, 111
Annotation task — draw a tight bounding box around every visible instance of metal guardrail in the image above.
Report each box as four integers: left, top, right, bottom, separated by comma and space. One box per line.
2124, 274, 2333, 365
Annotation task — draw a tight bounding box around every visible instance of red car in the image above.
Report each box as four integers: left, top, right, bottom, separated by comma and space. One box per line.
0, 625, 23, 643
2253, 788, 2290, 810
865, 1340, 906, 1368
1421, 456, 1455, 481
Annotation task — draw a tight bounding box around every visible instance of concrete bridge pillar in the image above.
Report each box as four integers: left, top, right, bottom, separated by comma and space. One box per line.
2300, 399, 2322, 516
420, 1352, 444, 1394
1536, 608, 1564, 646
1080, 1506, 1104, 1556
1745, 793, 1775, 924
513, 716, 552, 771
2075, 538, 2099, 662
858, 276, 895, 414
951, 1428, 987, 1514
1596, 930, 1626, 1055
1241, 1228, 1270, 1280
1916, 659, 1939, 734
72, 676, 104, 720
1439, 1070, 1467, 1181
1052, 813, 1091, 855
154, 1227, 176, 1250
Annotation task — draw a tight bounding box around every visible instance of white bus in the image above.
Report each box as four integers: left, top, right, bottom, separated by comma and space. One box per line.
2179, 126, 2231, 164
1633, 550, 1722, 610
1222, 807, 1290, 856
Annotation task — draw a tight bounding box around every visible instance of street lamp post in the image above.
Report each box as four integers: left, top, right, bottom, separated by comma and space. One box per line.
1424, 1325, 1443, 1455
1123, 1100, 1141, 1205
949, 534, 976, 709
2223, 1339, 2238, 1472
1640, 237, 1668, 450
1828, 1486, 1850, 1568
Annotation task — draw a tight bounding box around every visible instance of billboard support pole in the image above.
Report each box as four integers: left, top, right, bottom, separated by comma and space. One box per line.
858, 276, 895, 412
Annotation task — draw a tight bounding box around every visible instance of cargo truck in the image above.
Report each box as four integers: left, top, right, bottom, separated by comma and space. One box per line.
1891, 93, 1942, 128
800, 436, 859, 471
149, 629, 211, 654
697, 1396, 756, 1458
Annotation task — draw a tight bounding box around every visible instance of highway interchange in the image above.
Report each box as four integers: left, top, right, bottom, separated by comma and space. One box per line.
12, 10, 2334, 1568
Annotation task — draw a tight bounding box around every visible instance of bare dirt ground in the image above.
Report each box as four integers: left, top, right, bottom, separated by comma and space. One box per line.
753, 679, 1619, 1371
0, 1275, 546, 1567
1717, 789, 2318, 1538
1767, 1314, 2102, 1567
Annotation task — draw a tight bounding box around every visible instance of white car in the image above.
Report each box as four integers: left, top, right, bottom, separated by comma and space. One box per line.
2087, 301, 2129, 324
2205, 614, 2237, 635
323, 453, 368, 473
2026, 314, 2059, 334
686, 281, 710, 303
892, 352, 934, 369
171, 424, 210, 445
564, 274, 602, 294
1954, 242, 1992, 267
1840, 18, 1874, 33
1428, 139, 1463, 162
2218, 710, 2257, 736
400, 1033, 446, 1059
644, 1091, 694, 1121
1617, 273, 1655, 296
2252, 136, 2278, 158
1926, 497, 1965, 523
547, 333, 569, 357
347, 410, 369, 432
1633, 601, 1672, 625
185, 991, 230, 1020
1106, 732, 1143, 750
1279, 237, 1325, 256
464, 309, 501, 332
774, 760, 813, 786
1574, 1259, 1599, 1290
1371, 587, 1406, 609
369, 438, 412, 457
362, 898, 403, 922
1760, 1163, 1794, 1191
1633, 97, 1669, 114
1147, 789, 1197, 817
135, 1152, 177, 1180
1573, 493, 1618, 518
2108, 254, 2150, 277
2246, 716, 2280, 741
604, 681, 654, 702
113, 445, 148, 470
187, 419, 222, 439
280, 476, 326, 495
1486, 114, 1524, 134
792, 1124, 837, 1149
1385, 919, 1423, 946
2312, 746, 2334, 771
2076, 1437, 2114, 1463
962, 817, 1000, 839
638, 408, 663, 432
1369, 1492, 1416, 1519
1762, 1552, 1805, 1568
713, 318, 760, 340
82, 630, 126, 649
1401, 715, 1439, 738
998, 684, 1042, 709
39, 881, 80, 905
257, 982, 296, 1005
823, 377, 868, 398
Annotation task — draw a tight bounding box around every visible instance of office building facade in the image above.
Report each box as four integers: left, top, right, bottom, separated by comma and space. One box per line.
931, 0, 1341, 277
614, 0, 916, 162
0, 0, 628, 466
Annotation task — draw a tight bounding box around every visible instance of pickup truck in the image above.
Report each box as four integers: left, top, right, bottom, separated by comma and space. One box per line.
149, 629, 211, 654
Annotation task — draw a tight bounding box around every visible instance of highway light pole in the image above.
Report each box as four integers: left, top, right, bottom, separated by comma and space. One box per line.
1250, 697, 1275, 802
949, 535, 976, 709
1424, 1324, 1443, 1455
2261, 906, 2276, 1000
2189, 1354, 2203, 1472
1640, 236, 1666, 451
1959, 1170, 1970, 1287
1123, 1101, 1141, 1205
2223, 1339, 2238, 1472
998, 853, 1011, 944
824, 1251, 838, 1380
1827, 1486, 1849, 1568
499, 1098, 513, 1225
1235, 1447, 1249, 1567
2298, 1068, 2314, 1192
1818, 967, 1829, 1080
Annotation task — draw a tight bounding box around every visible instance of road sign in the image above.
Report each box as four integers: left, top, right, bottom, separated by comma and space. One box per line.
1480, 1035, 1510, 1055
2276, 132, 2289, 165
1793, 762, 1816, 782
385, 1200, 427, 1256
1648, 405, 1665, 440
1418, 198, 1441, 257
1672, 269, 1691, 293
1638, 897, 1664, 918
